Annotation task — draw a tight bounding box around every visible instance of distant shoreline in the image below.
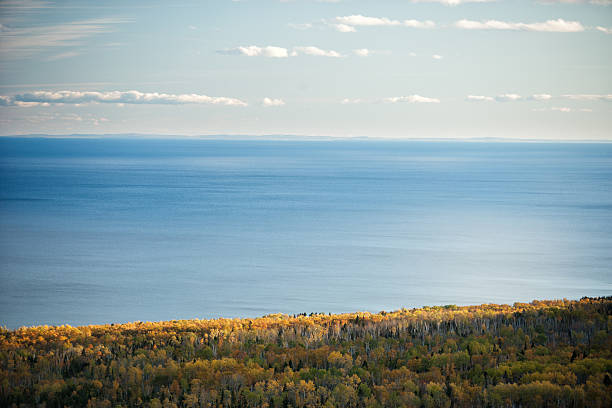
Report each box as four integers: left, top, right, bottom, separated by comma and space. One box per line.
2, 134, 612, 143
3, 297, 609, 331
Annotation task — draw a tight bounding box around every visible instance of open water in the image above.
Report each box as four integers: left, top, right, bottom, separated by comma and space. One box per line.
1, 139, 611, 328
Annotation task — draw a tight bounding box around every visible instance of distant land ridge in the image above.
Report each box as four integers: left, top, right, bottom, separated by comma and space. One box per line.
2, 134, 612, 143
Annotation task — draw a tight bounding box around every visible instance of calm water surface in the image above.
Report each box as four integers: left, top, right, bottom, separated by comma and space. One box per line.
1, 139, 611, 328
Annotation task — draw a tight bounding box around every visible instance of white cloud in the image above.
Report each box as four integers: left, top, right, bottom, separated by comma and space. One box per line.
596, 26, 612, 34
341, 98, 365, 104
262, 97, 285, 107
385, 95, 440, 103
333, 24, 356, 32
353, 48, 370, 57
494, 94, 522, 102
404, 20, 436, 29
333, 15, 435, 32
432, 54, 443, 59
231, 45, 289, 58
530, 94, 553, 100
341, 95, 440, 104
466, 93, 610, 102
562, 94, 612, 100
11, 101, 51, 107
292, 46, 343, 57
466, 95, 495, 102
0, 90, 248, 107
454, 18, 584, 32
336, 15, 402, 27
221, 45, 342, 58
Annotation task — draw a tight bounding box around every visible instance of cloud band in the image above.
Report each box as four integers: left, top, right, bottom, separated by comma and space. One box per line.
0, 90, 248, 107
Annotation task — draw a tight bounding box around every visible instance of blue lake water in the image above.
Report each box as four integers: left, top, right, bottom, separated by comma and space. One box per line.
1, 138, 611, 328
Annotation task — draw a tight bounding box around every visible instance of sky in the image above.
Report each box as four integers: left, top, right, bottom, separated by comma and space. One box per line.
0, 0, 610, 140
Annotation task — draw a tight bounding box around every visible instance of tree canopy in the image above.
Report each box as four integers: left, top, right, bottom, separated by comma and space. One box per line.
1, 297, 611, 407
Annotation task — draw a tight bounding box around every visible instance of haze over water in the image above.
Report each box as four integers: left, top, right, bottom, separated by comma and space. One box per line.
1, 138, 611, 329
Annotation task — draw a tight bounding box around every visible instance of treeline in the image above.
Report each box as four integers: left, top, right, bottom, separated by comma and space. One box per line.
1, 297, 611, 407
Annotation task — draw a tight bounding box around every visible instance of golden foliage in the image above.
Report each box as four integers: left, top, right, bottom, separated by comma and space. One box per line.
1, 297, 610, 407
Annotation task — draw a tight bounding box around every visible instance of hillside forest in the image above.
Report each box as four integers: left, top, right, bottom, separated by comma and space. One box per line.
1, 297, 611, 407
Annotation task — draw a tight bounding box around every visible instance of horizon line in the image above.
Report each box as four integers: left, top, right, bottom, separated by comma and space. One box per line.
1, 133, 612, 143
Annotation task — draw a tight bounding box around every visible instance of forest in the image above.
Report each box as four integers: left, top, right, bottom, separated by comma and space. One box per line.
1, 297, 611, 408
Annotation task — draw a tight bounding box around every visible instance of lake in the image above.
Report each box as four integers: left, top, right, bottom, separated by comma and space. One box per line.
1, 138, 611, 328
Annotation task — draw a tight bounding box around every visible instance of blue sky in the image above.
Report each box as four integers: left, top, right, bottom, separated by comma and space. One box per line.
0, 0, 610, 139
